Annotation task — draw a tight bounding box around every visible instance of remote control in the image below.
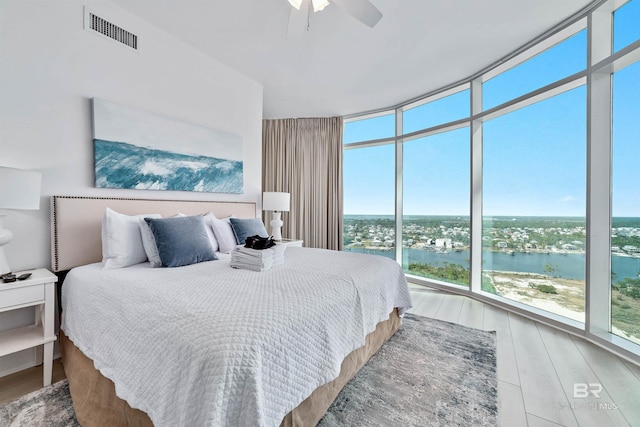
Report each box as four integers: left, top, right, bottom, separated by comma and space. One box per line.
17, 273, 32, 281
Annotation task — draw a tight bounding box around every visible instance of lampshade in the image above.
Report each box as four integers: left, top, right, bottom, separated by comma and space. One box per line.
0, 166, 42, 210
263, 192, 290, 212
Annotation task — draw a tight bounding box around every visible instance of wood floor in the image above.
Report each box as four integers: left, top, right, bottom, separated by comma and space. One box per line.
408, 284, 640, 427
0, 358, 65, 406
1, 286, 639, 426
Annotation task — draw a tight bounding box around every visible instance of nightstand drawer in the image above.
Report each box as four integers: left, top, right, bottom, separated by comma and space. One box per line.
0, 285, 44, 310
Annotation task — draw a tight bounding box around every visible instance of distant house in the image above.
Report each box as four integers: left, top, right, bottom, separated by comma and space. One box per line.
622, 245, 639, 253
435, 238, 452, 248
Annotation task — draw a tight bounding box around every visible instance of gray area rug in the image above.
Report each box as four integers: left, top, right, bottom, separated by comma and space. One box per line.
0, 380, 78, 427
318, 313, 498, 426
0, 314, 497, 427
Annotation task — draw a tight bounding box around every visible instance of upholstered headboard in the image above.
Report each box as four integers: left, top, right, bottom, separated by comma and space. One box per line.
50, 195, 257, 272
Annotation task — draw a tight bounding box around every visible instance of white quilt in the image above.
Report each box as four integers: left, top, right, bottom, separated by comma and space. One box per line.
61, 247, 413, 427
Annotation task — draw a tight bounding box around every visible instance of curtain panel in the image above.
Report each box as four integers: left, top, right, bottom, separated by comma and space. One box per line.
262, 117, 343, 250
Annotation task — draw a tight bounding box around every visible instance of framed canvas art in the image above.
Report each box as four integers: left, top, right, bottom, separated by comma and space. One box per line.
92, 98, 243, 194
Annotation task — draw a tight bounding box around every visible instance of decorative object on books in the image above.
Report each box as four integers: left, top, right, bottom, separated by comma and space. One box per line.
0, 166, 42, 275
319, 313, 498, 426
244, 234, 276, 250
262, 191, 290, 241
0, 313, 496, 427
92, 98, 243, 194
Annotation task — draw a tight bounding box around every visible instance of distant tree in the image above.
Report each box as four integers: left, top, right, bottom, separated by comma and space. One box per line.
543, 263, 560, 278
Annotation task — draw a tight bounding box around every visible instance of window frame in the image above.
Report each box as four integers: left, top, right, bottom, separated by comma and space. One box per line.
341, 0, 640, 363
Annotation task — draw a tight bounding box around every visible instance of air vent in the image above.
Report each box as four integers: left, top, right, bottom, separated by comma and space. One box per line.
84, 8, 138, 50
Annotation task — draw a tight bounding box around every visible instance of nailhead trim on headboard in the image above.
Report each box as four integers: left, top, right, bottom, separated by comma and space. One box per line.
50, 195, 257, 272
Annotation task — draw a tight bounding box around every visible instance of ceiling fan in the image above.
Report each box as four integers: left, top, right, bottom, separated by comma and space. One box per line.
286, 0, 383, 35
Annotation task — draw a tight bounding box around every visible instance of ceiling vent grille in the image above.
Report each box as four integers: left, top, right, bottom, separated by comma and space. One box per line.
85, 10, 138, 50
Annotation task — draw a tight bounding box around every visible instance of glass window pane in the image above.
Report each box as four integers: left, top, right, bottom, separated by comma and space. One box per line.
344, 113, 395, 144
403, 90, 470, 134
611, 60, 640, 345
483, 30, 587, 110
343, 144, 396, 261
402, 128, 470, 286
483, 86, 586, 322
614, 0, 640, 52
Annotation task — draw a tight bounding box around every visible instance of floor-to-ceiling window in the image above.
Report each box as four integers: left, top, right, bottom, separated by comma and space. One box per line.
343, 0, 640, 361
611, 59, 640, 346
343, 113, 396, 260
403, 127, 470, 287
483, 85, 586, 322
401, 88, 471, 287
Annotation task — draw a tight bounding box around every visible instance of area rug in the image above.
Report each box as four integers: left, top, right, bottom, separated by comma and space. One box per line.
0, 314, 496, 427
318, 313, 497, 426
0, 380, 78, 427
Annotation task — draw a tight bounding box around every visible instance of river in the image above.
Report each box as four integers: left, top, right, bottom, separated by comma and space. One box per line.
345, 247, 640, 282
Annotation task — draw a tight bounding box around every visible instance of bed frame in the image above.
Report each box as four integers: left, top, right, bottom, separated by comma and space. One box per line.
50, 195, 257, 272
50, 195, 400, 427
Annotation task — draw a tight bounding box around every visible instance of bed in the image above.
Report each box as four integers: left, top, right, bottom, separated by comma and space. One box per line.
51, 196, 413, 426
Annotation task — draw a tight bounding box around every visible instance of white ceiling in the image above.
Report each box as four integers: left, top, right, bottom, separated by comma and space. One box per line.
112, 0, 593, 119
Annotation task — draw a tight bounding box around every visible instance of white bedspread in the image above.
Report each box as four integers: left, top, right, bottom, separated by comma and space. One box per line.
61, 247, 412, 427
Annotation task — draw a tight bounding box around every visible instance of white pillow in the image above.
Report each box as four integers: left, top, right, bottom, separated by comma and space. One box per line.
139, 217, 162, 268
101, 207, 160, 269
207, 213, 236, 254
203, 212, 219, 252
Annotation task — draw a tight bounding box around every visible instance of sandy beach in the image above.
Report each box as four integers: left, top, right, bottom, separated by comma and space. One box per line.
485, 270, 586, 322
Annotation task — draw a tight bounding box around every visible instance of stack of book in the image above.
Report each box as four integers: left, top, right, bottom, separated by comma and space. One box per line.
230, 244, 287, 272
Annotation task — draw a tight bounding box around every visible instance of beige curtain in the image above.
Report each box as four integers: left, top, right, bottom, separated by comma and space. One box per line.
262, 117, 343, 250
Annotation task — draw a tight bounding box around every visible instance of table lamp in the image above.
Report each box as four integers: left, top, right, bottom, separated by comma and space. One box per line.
0, 166, 42, 275
262, 192, 290, 241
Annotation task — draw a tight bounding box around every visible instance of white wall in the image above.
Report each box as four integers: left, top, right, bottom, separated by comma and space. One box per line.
0, 0, 263, 376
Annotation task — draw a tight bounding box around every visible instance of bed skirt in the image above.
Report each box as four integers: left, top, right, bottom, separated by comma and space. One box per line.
60, 309, 401, 427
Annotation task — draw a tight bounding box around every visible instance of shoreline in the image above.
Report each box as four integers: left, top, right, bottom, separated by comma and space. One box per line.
346, 244, 591, 256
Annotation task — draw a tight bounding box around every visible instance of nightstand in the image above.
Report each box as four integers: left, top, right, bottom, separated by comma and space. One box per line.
278, 239, 303, 247
0, 268, 58, 386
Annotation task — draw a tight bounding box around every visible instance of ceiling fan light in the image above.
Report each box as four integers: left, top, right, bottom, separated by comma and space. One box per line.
312, 0, 330, 12
288, 0, 303, 10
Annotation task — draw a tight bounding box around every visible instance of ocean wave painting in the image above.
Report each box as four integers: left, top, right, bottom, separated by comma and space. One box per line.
94, 140, 243, 193
92, 98, 243, 194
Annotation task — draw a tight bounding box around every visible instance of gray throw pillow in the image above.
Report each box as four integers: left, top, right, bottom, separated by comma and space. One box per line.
145, 216, 217, 267
229, 217, 269, 245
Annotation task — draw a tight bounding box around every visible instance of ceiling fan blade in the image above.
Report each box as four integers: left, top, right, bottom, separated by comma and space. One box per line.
287, 0, 309, 39
331, 0, 383, 28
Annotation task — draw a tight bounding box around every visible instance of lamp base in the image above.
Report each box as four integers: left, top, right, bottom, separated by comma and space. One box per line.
0, 213, 13, 275
270, 211, 284, 241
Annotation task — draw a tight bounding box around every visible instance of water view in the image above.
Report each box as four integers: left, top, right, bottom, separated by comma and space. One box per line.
344, 215, 640, 344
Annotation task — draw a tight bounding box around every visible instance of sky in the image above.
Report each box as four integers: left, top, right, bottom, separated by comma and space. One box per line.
343, 1, 639, 217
